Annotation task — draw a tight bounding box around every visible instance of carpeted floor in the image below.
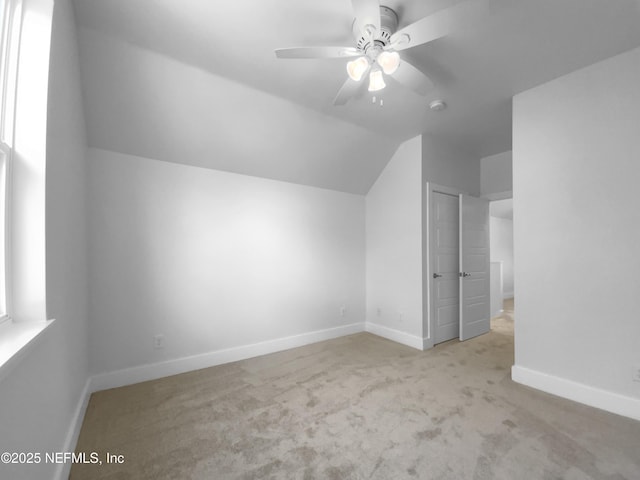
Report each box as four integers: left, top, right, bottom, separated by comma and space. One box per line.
71, 300, 640, 479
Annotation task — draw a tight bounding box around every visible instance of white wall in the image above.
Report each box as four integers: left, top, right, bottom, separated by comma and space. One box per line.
490, 216, 514, 298
423, 134, 481, 196
88, 148, 365, 377
0, 1, 90, 479
365, 137, 424, 347
512, 46, 640, 419
489, 262, 503, 317
481, 151, 512, 198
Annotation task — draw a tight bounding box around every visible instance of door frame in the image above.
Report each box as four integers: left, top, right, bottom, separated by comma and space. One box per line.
424, 182, 468, 350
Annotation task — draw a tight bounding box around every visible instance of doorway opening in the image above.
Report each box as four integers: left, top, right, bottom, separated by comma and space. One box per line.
488, 198, 513, 329
426, 183, 491, 348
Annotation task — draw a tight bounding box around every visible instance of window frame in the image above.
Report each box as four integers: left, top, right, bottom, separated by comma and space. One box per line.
0, 148, 7, 324
0, 0, 22, 326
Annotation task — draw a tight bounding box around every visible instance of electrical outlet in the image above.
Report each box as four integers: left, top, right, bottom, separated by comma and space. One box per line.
398, 310, 404, 323
154, 334, 165, 349
340, 306, 346, 317
376, 307, 381, 317
633, 365, 640, 383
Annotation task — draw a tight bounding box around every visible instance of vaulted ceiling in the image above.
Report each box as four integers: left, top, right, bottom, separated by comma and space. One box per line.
72, 0, 640, 193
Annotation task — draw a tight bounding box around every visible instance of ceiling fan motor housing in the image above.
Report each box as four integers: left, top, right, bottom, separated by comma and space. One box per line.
354, 6, 398, 52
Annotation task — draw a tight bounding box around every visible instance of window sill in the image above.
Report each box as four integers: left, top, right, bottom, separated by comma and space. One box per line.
0, 318, 55, 384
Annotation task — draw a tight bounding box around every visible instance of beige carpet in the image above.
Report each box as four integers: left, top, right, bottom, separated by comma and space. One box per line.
71, 300, 640, 479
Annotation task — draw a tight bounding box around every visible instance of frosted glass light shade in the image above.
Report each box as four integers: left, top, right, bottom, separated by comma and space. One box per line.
377, 51, 400, 75
346, 57, 369, 81
368, 69, 386, 92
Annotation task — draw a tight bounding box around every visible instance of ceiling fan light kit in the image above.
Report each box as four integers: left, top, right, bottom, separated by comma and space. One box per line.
377, 50, 400, 75
275, 1, 451, 105
368, 69, 386, 92
346, 56, 370, 82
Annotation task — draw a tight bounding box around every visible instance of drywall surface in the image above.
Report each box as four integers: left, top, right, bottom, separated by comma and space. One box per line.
366, 137, 423, 342
76, 27, 397, 195
422, 135, 481, 196
490, 216, 514, 298
0, 1, 90, 479
513, 46, 640, 406
87, 149, 365, 375
481, 151, 512, 197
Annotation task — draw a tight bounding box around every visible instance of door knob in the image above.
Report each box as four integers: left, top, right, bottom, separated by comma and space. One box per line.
433, 273, 442, 278
460, 272, 471, 277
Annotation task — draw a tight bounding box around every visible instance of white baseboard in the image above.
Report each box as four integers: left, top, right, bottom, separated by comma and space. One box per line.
365, 322, 425, 351
502, 292, 514, 300
53, 376, 92, 480
91, 322, 366, 392
511, 365, 640, 422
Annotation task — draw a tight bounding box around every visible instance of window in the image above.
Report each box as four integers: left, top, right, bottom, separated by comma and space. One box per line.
0, 0, 21, 324
0, 0, 54, 375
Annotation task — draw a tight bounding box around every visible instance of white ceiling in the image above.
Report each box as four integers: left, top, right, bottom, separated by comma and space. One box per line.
72, 0, 640, 193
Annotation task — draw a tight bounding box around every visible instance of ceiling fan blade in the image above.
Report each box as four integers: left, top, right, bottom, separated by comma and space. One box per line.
392, 59, 434, 96
351, 0, 381, 38
389, 8, 450, 52
275, 46, 361, 59
333, 77, 364, 106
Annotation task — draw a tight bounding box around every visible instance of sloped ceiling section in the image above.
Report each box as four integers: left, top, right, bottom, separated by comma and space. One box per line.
76, 27, 398, 195
74, 0, 640, 193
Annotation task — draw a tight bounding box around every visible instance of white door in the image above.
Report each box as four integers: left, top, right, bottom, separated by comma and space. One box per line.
459, 194, 490, 341
432, 192, 460, 344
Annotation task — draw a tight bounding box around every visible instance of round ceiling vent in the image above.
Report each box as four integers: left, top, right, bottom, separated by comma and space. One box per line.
429, 100, 447, 111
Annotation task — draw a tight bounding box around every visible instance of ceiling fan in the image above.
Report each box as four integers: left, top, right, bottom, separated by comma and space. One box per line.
275, 0, 450, 105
